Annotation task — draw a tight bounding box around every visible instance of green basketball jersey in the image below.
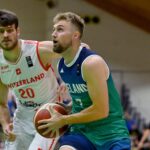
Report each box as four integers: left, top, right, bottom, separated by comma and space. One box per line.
58, 47, 129, 145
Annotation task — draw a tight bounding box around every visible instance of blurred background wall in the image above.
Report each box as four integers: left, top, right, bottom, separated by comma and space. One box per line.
0, 0, 150, 123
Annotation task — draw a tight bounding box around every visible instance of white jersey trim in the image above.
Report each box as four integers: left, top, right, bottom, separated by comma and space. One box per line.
59, 145, 77, 150
65, 45, 82, 67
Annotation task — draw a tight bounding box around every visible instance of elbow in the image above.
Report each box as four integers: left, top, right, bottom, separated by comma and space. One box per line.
103, 110, 109, 118
99, 107, 109, 119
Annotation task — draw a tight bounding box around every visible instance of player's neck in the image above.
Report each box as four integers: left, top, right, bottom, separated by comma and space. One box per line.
63, 42, 80, 65
3, 40, 22, 63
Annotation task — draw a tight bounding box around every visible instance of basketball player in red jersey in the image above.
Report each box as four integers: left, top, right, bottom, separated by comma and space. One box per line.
0, 9, 75, 150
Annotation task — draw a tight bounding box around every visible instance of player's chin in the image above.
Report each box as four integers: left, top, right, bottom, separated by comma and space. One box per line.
53, 48, 62, 54
53, 44, 66, 54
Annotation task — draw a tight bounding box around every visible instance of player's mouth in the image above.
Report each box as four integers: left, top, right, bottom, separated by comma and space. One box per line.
53, 40, 58, 46
2, 39, 11, 44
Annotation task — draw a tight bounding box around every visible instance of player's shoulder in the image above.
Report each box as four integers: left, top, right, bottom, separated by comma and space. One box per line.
38, 41, 53, 50
21, 39, 53, 49
82, 53, 109, 73
83, 54, 105, 68
21, 39, 38, 45
82, 53, 110, 79
78, 47, 105, 68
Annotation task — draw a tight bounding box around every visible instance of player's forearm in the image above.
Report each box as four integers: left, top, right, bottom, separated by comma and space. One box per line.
63, 105, 108, 125
0, 104, 11, 127
140, 129, 150, 144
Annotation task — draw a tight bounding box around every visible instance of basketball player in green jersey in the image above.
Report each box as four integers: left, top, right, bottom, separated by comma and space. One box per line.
38, 12, 131, 150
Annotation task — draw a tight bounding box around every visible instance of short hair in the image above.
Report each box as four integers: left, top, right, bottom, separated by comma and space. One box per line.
53, 12, 85, 38
0, 9, 18, 28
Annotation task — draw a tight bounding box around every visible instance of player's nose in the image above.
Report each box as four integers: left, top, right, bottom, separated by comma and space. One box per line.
51, 30, 57, 38
3, 30, 9, 37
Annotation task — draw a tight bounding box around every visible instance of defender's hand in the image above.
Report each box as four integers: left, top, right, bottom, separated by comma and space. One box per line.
3, 123, 16, 142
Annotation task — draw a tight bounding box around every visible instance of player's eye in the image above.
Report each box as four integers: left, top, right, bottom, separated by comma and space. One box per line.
57, 28, 64, 32
6, 28, 14, 33
0, 29, 5, 34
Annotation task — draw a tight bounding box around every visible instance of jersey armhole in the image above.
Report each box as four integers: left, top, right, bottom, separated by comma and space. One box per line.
81, 56, 91, 82
105, 63, 110, 80
36, 42, 51, 71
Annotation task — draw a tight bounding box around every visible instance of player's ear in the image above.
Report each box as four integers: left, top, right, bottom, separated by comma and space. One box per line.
73, 31, 80, 39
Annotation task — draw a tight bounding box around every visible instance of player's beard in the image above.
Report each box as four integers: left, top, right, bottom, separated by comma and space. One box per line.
53, 42, 71, 54
0, 38, 18, 51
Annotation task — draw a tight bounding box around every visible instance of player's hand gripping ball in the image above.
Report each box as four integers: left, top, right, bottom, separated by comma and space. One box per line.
33, 103, 68, 138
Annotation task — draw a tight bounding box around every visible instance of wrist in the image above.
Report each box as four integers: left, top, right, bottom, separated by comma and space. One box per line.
62, 115, 69, 125
139, 141, 143, 145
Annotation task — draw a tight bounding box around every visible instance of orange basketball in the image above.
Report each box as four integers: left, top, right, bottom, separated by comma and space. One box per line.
33, 103, 68, 138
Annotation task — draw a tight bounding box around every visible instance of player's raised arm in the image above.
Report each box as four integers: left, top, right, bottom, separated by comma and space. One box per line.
37, 41, 60, 67
38, 41, 90, 67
